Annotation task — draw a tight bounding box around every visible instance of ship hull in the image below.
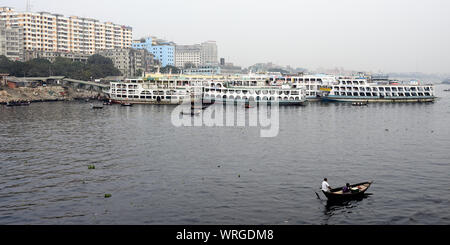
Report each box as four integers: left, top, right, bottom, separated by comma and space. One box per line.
322, 95, 436, 103
204, 97, 306, 106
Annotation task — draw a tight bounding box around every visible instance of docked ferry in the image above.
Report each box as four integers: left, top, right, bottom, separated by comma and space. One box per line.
269, 74, 337, 101
108, 74, 307, 105
202, 75, 307, 105
108, 75, 207, 104
322, 77, 435, 102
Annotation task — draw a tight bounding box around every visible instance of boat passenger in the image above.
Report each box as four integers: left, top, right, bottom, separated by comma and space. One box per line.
322, 178, 331, 192
343, 183, 351, 193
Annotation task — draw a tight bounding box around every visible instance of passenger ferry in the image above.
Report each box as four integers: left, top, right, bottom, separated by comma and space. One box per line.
322, 77, 435, 102
109, 74, 307, 105
108, 75, 205, 104
202, 74, 307, 105
269, 74, 337, 101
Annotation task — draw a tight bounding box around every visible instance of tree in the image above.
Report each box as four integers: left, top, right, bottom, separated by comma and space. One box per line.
184, 62, 196, 69
160, 65, 180, 74
0, 55, 121, 80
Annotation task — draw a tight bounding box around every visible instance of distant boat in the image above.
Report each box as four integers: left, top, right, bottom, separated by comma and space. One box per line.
6, 101, 31, 107
121, 103, 133, 107
191, 105, 209, 110
103, 100, 113, 105
322, 181, 373, 202
91, 104, 104, 109
180, 110, 200, 116
443, 89, 450, 92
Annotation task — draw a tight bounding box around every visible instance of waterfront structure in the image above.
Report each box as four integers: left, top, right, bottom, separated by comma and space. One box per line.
323, 77, 435, 102
96, 48, 156, 77
184, 65, 221, 75
219, 58, 243, 74
0, 20, 23, 61
132, 37, 174, 67
0, 7, 133, 55
175, 41, 218, 68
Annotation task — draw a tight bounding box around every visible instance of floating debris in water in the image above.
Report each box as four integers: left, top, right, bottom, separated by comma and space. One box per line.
88, 165, 95, 169
385, 129, 389, 132
238, 174, 241, 178
104, 193, 112, 198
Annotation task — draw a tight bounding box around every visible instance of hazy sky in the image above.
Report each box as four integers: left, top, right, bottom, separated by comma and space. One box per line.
3, 0, 450, 73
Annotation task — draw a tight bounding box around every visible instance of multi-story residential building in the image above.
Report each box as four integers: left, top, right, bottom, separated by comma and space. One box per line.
175, 44, 201, 68
0, 20, 23, 61
175, 41, 218, 68
132, 37, 174, 67
97, 48, 156, 78
0, 7, 132, 55
23, 50, 90, 62
200, 41, 218, 66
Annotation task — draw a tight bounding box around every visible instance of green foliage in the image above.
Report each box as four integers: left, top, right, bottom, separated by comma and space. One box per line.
0, 55, 121, 80
160, 65, 181, 74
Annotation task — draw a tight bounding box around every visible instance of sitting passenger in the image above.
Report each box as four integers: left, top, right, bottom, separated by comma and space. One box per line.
342, 183, 351, 193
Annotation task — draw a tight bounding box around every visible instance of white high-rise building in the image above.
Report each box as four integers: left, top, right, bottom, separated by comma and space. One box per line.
175, 44, 201, 68
0, 20, 23, 60
175, 41, 218, 68
200, 41, 218, 66
0, 7, 132, 55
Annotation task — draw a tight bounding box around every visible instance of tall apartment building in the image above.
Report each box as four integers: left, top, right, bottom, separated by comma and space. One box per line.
175, 44, 201, 68
0, 20, 23, 60
132, 37, 174, 67
97, 48, 156, 78
174, 41, 218, 68
201, 41, 218, 66
0, 7, 132, 55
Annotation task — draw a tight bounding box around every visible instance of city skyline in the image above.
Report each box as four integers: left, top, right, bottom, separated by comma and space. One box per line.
2, 0, 450, 74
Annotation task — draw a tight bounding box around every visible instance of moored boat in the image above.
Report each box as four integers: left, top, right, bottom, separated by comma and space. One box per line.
91, 104, 104, 109
322, 181, 373, 201
6, 101, 31, 107
322, 76, 435, 103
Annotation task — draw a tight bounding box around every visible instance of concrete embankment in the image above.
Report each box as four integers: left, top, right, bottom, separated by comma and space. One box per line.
0, 86, 105, 104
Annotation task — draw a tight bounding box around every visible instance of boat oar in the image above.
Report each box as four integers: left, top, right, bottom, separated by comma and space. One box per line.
314, 191, 321, 200
313, 189, 322, 200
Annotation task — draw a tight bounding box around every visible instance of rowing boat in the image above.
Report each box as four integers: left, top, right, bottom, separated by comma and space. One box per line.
322, 181, 373, 201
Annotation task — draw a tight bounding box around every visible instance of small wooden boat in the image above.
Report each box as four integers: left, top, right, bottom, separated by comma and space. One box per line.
191, 105, 208, 110
180, 111, 200, 116
91, 104, 104, 109
322, 181, 373, 201
6, 101, 31, 107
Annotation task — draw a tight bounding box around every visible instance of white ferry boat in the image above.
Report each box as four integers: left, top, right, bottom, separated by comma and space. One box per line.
322, 77, 435, 102
109, 76, 205, 104
202, 75, 307, 105
269, 74, 337, 101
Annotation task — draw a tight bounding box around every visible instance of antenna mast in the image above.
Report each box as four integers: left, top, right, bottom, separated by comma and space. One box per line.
26, 0, 31, 12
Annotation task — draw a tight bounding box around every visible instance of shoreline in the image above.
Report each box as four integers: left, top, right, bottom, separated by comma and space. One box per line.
0, 86, 106, 104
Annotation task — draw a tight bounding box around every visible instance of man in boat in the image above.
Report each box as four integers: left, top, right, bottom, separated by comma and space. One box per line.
321, 178, 331, 192
342, 183, 351, 193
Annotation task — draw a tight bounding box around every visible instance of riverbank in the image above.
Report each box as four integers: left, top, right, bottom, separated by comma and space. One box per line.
0, 86, 104, 104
